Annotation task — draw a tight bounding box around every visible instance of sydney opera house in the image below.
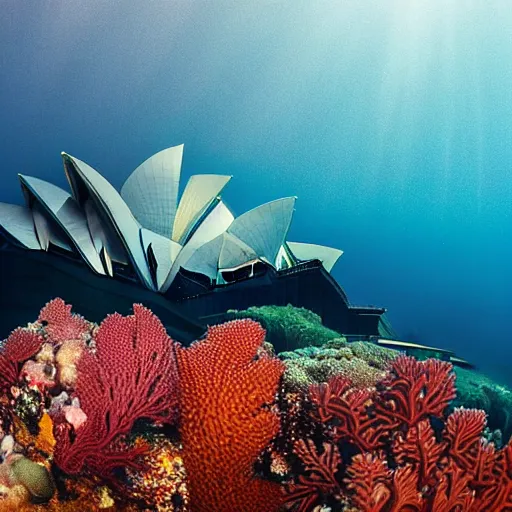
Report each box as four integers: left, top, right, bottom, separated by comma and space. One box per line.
0, 145, 470, 366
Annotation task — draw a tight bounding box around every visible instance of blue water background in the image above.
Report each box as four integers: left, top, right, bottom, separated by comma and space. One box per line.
1, 2, 511, 385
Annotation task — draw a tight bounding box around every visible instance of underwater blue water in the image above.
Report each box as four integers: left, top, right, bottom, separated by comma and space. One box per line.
1, 1, 511, 384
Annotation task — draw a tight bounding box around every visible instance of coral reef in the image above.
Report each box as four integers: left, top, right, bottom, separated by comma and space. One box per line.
176, 319, 285, 512
125, 435, 189, 510
3, 298, 512, 511
280, 339, 397, 392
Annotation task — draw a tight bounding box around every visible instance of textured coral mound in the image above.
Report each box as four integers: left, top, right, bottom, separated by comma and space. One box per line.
281, 339, 397, 392
176, 319, 285, 512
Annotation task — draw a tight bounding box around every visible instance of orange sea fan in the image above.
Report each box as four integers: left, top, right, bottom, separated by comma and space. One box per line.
176, 319, 285, 512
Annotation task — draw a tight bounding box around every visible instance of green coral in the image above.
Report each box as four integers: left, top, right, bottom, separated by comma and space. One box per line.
453, 367, 512, 443
228, 304, 344, 352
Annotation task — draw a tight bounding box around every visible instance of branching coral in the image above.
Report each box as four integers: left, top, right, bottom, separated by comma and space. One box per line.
0, 329, 44, 392
176, 319, 285, 512
285, 355, 512, 511
53, 304, 178, 476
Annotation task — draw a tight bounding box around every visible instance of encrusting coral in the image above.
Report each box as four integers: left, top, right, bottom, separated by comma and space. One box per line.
176, 319, 285, 512
280, 339, 397, 392
228, 304, 342, 351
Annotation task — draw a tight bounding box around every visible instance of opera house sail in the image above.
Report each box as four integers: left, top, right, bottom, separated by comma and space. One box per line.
0, 145, 394, 344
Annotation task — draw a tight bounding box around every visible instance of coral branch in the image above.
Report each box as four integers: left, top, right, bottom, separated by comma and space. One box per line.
0, 328, 43, 391
376, 356, 456, 427
285, 439, 341, 511
53, 304, 177, 476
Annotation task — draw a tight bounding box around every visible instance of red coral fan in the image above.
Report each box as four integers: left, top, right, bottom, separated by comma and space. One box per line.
286, 356, 512, 511
310, 375, 396, 451
392, 419, 445, 489
444, 407, 487, 474
176, 319, 285, 512
286, 439, 341, 512
0, 328, 43, 391
38, 298, 91, 343
344, 452, 392, 511
377, 355, 456, 427
53, 304, 177, 476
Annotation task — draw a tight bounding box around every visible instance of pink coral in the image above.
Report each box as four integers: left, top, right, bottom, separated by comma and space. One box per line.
53, 304, 178, 476
19, 359, 55, 391
62, 404, 87, 430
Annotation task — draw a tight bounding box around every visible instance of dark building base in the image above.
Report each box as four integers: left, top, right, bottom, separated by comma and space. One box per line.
0, 244, 395, 346
0, 244, 205, 343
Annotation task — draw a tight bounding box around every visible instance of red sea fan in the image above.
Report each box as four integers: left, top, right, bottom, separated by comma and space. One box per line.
444, 407, 487, 474
310, 375, 396, 452
344, 452, 391, 512
176, 319, 284, 512
53, 304, 178, 476
471, 439, 512, 511
290, 358, 512, 512
285, 439, 341, 512
430, 460, 475, 511
0, 328, 43, 391
377, 355, 456, 427
37, 298, 91, 343
392, 419, 445, 489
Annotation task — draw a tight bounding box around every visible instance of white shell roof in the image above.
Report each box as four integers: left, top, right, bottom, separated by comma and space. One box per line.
62, 152, 155, 290
0, 146, 342, 293
31, 204, 50, 251
182, 234, 224, 280
287, 242, 343, 272
0, 203, 41, 250
227, 197, 296, 266
218, 232, 258, 269
172, 174, 231, 244
140, 228, 182, 290
83, 198, 128, 267
18, 175, 106, 275
160, 200, 234, 292
121, 145, 183, 239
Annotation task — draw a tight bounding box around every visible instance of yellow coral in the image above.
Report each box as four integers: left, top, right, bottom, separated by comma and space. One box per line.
35, 413, 55, 456
55, 339, 84, 389
97, 486, 115, 509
